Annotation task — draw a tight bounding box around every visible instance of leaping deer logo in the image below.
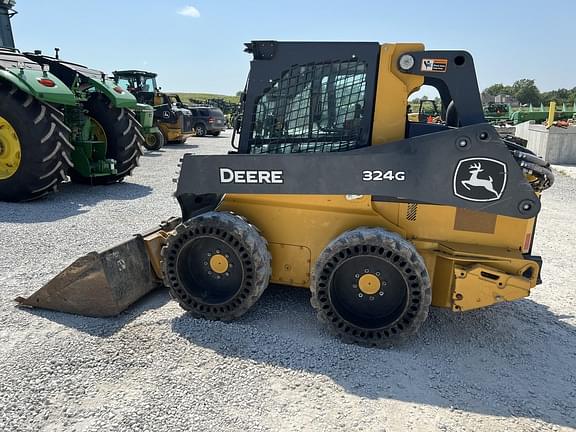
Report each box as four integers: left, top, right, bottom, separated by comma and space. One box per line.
461, 162, 499, 197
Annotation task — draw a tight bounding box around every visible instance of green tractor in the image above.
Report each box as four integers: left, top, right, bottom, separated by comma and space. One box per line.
0, 1, 146, 201
112, 70, 194, 146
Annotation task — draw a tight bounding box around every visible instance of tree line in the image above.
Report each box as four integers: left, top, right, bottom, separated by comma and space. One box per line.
484, 79, 576, 106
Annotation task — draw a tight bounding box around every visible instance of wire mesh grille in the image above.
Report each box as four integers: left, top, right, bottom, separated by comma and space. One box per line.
249, 60, 368, 154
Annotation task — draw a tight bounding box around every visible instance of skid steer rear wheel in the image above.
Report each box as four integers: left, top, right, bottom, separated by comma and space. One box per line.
162, 211, 272, 321
0, 83, 72, 202
70, 94, 143, 185
311, 227, 431, 347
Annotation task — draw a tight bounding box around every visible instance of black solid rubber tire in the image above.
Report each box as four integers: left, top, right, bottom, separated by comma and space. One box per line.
69, 94, 143, 185
162, 211, 272, 321
310, 227, 431, 347
194, 123, 206, 137
0, 83, 73, 202
143, 130, 165, 151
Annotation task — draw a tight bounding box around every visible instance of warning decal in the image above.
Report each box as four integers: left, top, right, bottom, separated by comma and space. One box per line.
421, 58, 448, 73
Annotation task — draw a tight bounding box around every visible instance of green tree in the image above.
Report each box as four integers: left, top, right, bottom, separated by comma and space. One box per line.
541, 88, 574, 105
484, 83, 513, 96
512, 79, 541, 105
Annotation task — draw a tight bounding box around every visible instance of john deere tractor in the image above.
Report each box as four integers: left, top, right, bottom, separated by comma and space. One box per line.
0, 0, 144, 201
113, 70, 194, 146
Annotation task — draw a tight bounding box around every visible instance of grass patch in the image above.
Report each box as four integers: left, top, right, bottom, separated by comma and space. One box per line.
173, 93, 240, 104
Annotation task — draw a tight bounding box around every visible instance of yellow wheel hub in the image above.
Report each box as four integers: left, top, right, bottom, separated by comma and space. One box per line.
89, 117, 107, 142
209, 254, 229, 274
0, 116, 21, 180
358, 273, 381, 295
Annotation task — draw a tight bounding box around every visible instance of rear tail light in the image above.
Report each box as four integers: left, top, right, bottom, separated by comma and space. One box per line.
208, 117, 214, 124
37, 78, 56, 88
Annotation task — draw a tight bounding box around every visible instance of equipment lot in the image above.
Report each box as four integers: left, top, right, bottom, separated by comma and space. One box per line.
0, 132, 575, 432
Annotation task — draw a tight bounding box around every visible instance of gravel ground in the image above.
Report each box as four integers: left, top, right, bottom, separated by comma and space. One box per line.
1, 132, 575, 432
553, 164, 576, 180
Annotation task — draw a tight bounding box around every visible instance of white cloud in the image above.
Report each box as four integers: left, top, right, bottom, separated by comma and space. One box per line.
178, 5, 200, 17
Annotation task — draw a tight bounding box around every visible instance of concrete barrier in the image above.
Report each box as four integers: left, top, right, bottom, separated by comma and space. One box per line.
514, 121, 576, 163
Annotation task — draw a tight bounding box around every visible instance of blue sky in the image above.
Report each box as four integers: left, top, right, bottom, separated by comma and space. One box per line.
11, 0, 575, 96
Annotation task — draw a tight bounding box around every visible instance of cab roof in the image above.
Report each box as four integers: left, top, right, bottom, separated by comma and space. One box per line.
113, 70, 157, 78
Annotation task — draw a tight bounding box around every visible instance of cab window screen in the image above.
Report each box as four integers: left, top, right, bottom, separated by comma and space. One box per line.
250, 61, 367, 154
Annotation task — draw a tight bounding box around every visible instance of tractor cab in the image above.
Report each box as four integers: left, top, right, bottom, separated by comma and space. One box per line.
113, 70, 165, 105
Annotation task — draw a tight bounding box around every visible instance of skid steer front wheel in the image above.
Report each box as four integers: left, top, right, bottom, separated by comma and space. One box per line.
162, 212, 272, 321
311, 228, 431, 347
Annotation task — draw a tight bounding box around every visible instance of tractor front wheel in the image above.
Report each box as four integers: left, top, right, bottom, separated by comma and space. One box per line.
0, 84, 72, 202
143, 131, 165, 151
70, 94, 143, 185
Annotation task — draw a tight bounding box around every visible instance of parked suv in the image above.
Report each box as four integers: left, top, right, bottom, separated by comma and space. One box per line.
189, 106, 227, 137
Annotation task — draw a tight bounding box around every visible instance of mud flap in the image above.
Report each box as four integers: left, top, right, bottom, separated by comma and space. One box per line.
15, 218, 180, 317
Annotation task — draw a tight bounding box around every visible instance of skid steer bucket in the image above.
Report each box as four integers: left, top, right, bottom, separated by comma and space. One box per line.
16, 218, 180, 317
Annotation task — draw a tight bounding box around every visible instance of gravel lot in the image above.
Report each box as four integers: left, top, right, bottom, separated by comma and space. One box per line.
1, 132, 575, 432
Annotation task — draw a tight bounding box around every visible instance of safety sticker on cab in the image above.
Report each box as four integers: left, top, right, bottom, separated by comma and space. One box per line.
421, 58, 448, 73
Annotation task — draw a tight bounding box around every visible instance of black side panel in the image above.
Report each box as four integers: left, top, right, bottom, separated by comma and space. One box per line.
406, 122, 451, 138
401, 51, 486, 126
239, 41, 380, 155
177, 193, 223, 222
176, 124, 540, 220
23, 54, 103, 86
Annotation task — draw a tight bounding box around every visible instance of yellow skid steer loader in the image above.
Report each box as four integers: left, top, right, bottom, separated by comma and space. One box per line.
17, 42, 554, 346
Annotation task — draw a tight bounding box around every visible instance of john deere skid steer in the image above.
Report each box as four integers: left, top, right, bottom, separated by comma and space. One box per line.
18, 41, 554, 347
0, 1, 144, 201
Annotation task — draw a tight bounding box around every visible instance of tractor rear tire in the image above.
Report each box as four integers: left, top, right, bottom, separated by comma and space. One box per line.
70, 94, 143, 185
162, 211, 272, 321
310, 227, 431, 347
143, 131, 165, 151
0, 84, 73, 202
